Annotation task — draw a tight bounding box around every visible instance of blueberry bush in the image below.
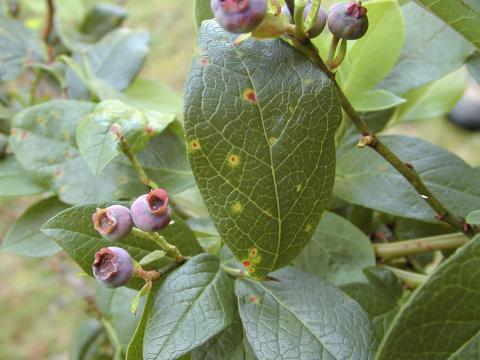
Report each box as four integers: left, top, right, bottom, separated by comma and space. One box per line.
1, 0, 480, 359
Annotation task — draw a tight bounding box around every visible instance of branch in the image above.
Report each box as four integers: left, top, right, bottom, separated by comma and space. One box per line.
43, 0, 55, 43
374, 233, 468, 259
292, 38, 477, 238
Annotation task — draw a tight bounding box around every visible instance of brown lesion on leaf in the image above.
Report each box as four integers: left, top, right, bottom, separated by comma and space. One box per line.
227, 153, 241, 167
247, 294, 261, 304
188, 139, 201, 152
243, 88, 257, 103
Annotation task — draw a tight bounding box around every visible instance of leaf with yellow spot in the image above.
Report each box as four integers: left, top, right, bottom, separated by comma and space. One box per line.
184, 21, 341, 279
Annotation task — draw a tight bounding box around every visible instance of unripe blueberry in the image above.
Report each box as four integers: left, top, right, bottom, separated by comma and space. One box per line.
92, 205, 133, 241
131, 189, 171, 232
92, 247, 133, 288
211, 0, 267, 34
327, 1, 368, 40
281, 3, 327, 38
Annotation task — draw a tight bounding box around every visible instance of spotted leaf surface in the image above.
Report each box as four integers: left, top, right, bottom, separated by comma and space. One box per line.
184, 21, 341, 279
236, 267, 375, 360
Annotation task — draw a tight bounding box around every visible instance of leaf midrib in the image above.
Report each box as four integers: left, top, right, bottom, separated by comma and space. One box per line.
230, 41, 282, 271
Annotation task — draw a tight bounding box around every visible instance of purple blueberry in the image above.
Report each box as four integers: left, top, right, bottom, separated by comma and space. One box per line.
281, 3, 327, 38
92, 247, 133, 288
327, 1, 368, 40
130, 189, 171, 232
211, 0, 267, 34
92, 205, 133, 241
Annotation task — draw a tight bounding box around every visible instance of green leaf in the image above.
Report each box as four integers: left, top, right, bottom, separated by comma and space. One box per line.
80, 3, 127, 39
124, 78, 183, 114
67, 28, 150, 99
0, 18, 47, 81
184, 20, 341, 279
236, 267, 376, 359
2, 197, 66, 257
9, 100, 146, 205
194, 0, 214, 28
396, 67, 468, 122
192, 316, 256, 360
0, 156, 45, 197
335, 135, 480, 222
466, 210, 480, 225
76, 100, 155, 177
377, 235, 480, 359
70, 319, 105, 360
144, 254, 235, 360
379, 2, 475, 95
416, 0, 480, 50
137, 123, 195, 195
349, 89, 405, 112
467, 52, 480, 83
341, 0, 404, 102
139, 250, 166, 266
126, 285, 158, 360
41, 203, 202, 289
293, 212, 375, 285
341, 267, 403, 342
96, 286, 144, 351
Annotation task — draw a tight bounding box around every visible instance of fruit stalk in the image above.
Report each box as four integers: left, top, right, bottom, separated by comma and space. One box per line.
132, 228, 184, 262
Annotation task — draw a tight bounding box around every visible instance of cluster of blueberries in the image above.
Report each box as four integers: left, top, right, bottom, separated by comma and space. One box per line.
211, 0, 369, 40
91, 189, 171, 288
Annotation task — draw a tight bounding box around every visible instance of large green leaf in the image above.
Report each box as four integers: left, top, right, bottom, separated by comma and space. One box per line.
341, 267, 403, 342
70, 319, 105, 360
377, 235, 480, 359
126, 285, 158, 360
9, 100, 146, 205
293, 212, 375, 285
341, 0, 404, 111
416, 0, 480, 50
184, 20, 341, 279
236, 267, 375, 360
67, 28, 150, 99
194, 0, 213, 28
143, 254, 235, 360
467, 51, 480, 83
466, 210, 480, 225
124, 78, 183, 114
41, 203, 202, 289
192, 316, 256, 360
137, 123, 195, 195
2, 197, 66, 257
379, 2, 475, 95
80, 3, 127, 39
396, 67, 468, 122
335, 135, 480, 222
0, 156, 45, 197
77, 100, 173, 177
0, 18, 47, 81
96, 285, 144, 352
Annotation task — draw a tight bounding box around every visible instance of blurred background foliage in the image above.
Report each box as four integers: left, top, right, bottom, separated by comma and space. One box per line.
0, 0, 478, 359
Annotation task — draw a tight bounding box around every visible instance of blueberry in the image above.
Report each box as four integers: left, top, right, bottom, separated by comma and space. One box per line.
92, 205, 133, 241
327, 1, 368, 40
281, 3, 327, 38
211, 0, 267, 34
130, 189, 171, 232
92, 247, 133, 288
